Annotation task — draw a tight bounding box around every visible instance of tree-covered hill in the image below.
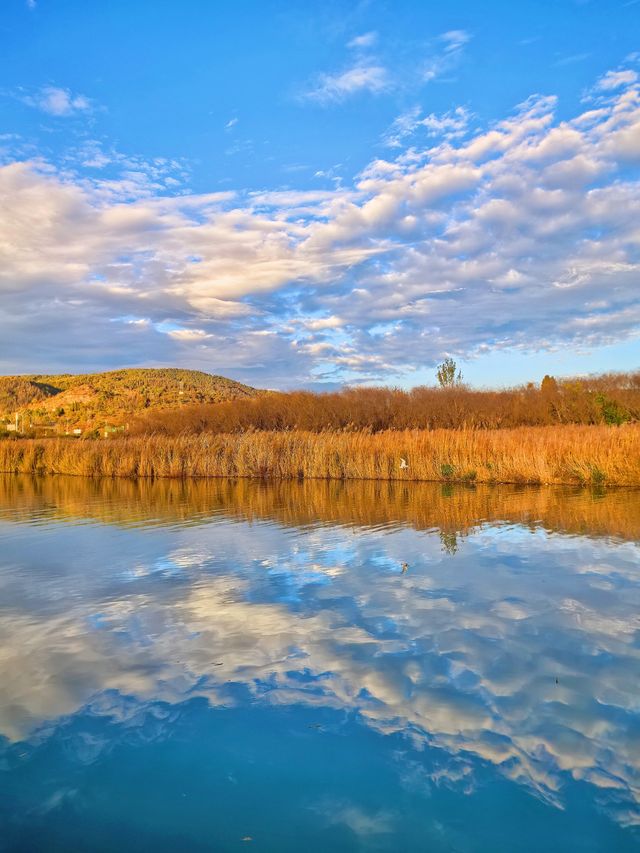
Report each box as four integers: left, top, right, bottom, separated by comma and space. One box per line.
0, 369, 258, 435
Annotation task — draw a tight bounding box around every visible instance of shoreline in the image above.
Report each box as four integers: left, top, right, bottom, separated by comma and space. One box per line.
1, 425, 638, 486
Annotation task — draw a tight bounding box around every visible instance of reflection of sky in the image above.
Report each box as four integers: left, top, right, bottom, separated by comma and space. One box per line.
1, 492, 640, 847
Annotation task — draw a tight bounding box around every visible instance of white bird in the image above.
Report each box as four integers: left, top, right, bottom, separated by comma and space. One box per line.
399, 458, 408, 469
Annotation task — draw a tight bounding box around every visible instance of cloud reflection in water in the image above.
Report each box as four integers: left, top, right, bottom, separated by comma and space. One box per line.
0, 476, 639, 846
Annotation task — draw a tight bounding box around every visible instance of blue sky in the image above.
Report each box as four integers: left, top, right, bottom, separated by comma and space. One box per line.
1, 0, 639, 388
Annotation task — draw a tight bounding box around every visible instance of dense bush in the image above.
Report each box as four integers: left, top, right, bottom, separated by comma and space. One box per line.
131, 372, 640, 435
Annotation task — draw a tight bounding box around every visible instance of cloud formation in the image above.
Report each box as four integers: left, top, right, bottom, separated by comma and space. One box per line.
22, 85, 92, 116
347, 31, 378, 50
1, 69, 639, 383
384, 105, 472, 147
302, 63, 389, 104
596, 69, 639, 91
439, 29, 472, 53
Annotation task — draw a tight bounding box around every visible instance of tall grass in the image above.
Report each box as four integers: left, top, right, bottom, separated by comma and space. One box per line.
0, 425, 638, 485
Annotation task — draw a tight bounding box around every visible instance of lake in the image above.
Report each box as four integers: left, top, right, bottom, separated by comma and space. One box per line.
0, 475, 639, 852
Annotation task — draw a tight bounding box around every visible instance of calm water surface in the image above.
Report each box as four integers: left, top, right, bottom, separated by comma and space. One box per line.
0, 476, 639, 852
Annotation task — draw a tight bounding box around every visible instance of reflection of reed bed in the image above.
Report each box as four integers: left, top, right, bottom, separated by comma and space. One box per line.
0, 426, 639, 485
2, 474, 639, 543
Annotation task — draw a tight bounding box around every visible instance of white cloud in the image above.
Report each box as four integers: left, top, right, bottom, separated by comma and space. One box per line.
302, 315, 344, 331
167, 328, 212, 341
384, 106, 472, 147
302, 28, 471, 108
596, 69, 639, 91
420, 107, 471, 137
302, 63, 389, 104
421, 29, 472, 83
1, 69, 640, 384
347, 31, 378, 49
439, 29, 472, 52
554, 52, 591, 67
23, 85, 92, 117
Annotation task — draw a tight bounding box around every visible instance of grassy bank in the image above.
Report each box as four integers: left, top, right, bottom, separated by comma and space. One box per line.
1, 425, 639, 485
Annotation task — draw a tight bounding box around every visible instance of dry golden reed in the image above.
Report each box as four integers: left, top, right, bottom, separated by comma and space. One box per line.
0, 424, 639, 485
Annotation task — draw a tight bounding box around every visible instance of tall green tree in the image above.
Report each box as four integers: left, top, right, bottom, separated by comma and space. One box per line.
436, 357, 462, 388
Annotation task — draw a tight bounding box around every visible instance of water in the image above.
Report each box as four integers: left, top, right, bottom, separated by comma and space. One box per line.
0, 475, 639, 852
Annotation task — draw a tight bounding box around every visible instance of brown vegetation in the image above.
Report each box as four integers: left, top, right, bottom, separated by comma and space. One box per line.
1, 425, 638, 485
131, 371, 640, 434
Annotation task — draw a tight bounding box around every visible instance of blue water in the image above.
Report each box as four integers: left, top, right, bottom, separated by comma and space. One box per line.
0, 477, 639, 851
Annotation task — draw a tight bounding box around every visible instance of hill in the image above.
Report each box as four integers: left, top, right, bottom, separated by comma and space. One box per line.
0, 369, 258, 436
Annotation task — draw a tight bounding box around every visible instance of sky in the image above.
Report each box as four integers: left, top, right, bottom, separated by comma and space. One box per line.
1, 0, 639, 389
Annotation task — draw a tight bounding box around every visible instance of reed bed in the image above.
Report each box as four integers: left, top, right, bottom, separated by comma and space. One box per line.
0, 425, 639, 485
